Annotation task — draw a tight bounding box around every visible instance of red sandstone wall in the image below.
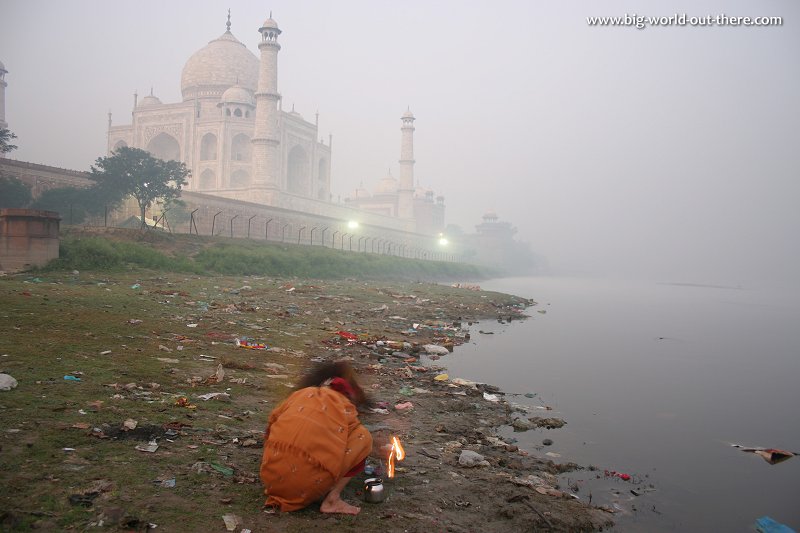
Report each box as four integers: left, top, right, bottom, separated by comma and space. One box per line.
0, 209, 61, 272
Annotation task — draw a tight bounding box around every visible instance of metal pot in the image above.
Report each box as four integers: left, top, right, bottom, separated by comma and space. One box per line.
363, 477, 385, 503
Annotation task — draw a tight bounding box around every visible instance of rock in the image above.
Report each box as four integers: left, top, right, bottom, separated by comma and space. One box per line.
459, 450, 488, 467
530, 417, 566, 429
511, 418, 533, 431
0, 373, 18, 391
422, 344, 450, 355
542, 438, 553, 446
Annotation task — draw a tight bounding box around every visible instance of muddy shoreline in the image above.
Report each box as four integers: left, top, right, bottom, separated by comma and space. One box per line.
0, 273, 612, 532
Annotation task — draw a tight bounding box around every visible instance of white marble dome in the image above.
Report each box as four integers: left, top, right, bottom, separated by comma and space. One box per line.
138, 94, 162, 107
181, 31, 258, 101
219, 84, 254, 106
375, 172, 398, 194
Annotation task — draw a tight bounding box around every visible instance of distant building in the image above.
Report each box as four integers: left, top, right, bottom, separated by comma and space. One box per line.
105, 12, 445, 236
462, 211, 536, 272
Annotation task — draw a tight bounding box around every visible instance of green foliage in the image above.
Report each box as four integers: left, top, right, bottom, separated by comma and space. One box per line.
0, 175, 32, 207
29, 186, 99, 223
0, 128, 17, 154
43, 232, 489, 281
90, 147, 190, 227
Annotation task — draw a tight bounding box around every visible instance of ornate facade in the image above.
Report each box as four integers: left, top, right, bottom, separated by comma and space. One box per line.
105, 13, 446, 236
107, 14, 332, 208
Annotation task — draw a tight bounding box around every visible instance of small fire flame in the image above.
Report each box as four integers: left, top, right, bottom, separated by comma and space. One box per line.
387, 435, 405, 478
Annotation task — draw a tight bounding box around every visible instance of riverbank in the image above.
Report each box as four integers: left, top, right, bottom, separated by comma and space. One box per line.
0, 271, 611, 532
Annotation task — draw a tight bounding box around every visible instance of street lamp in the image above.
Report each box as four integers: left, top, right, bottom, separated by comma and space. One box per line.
347, 220, 359, 230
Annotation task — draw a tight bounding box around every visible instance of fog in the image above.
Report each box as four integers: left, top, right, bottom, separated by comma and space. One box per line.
2, 0, 798, 288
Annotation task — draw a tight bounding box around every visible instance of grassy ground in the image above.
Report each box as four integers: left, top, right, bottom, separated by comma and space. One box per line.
0, 269, 541, 531
45, 227, 494, 281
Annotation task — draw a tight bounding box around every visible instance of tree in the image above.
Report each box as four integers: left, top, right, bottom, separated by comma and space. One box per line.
30, 186, 95, 224
0, 175, 32, 208
90, 146, 190, 228
0, 128, 18, 155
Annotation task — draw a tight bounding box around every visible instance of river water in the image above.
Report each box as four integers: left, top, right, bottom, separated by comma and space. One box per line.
443, 276, 800, 532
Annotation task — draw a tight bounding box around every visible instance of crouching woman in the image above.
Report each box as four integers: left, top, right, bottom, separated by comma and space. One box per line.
259, 361, 373, 515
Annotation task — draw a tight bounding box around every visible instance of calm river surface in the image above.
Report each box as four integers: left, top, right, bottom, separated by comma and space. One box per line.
444, 277, 800, 532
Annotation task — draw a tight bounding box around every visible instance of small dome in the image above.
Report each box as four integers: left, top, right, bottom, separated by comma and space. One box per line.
220, 85, 254, 106
375, 171, 398, 194
181, 31, 258, 101
483, 210, 498, 221
0, 60, 6, 72
139, 94, 162, 107
402, 108, 415, 119
261, 17, 280, 31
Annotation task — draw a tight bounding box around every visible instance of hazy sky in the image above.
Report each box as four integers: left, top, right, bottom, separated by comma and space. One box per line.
2, 0, 798, 288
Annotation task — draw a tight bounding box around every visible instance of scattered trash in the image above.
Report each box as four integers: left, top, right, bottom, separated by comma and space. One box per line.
157, 357, 180, 364
542, 439, 554, 446
370, 304, 389, 312
187, 323, 198, 328
222, 514, 241, 531
158, 344, 172, 352
210, 462, 234, 477
127, 319, 143, 325
123, 419, 138, 431
0, 373, 18, 391
130, 284, 141, 289
731, 444, 796, 465
459, 450, 489, 467
203, 364, 225, 384
64, 375, 81, 382
604, 470, 631, 481
755, 516, 796, 533
197, 392, 231, 401
337, 331, 359, 341
99, 350, 112, 355
394, 402, 414, 410
235, 338, 267, 350
175, 397, 197, 409
434, 373, 449, 381
422, 344, 449, 355
153, 478, 176, 488
483, 392, 500, 402
135, 440, 159, 453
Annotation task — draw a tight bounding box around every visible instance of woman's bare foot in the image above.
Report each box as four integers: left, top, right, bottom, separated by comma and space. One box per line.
320, 495, 361, 515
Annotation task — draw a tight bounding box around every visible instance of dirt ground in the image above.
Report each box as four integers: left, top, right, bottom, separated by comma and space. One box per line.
0, 271, 613, 532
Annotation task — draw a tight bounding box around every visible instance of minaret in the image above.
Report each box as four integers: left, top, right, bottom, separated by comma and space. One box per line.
252, 14, 282, 190
0, 60, 8, 131
398, 108, 416, 219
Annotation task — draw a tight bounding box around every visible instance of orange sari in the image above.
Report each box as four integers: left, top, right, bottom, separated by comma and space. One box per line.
259, 386, 373, 511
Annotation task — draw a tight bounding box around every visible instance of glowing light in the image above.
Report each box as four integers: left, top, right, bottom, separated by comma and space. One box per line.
347, 220, 359, 229
438, 237, 449, 246
387, 435, 406, 478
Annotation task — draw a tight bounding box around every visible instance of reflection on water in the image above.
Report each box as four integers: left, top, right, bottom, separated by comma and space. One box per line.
444, 277, 800, 532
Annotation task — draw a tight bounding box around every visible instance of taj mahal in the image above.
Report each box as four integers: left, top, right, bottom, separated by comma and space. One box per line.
105, 12, 445, 235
